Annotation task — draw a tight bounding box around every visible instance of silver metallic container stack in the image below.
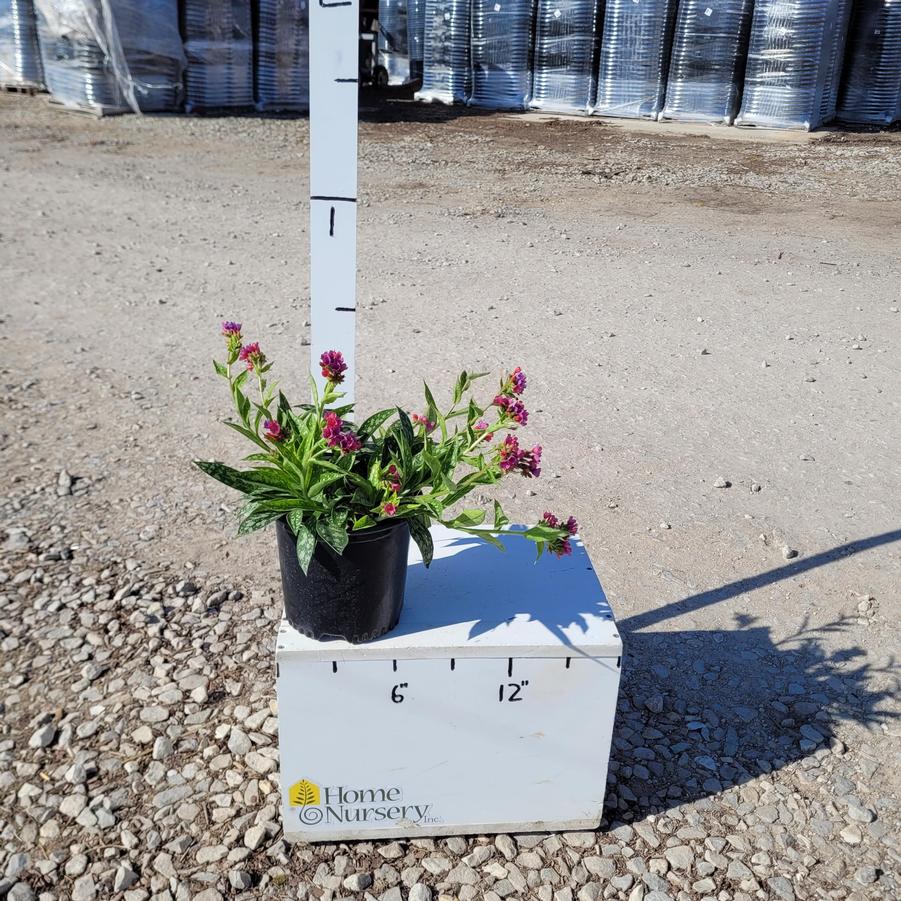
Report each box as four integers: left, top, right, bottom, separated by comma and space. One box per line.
836, 0, 901, 125
0, 0, 44, 88
379, 0, 411, 85
469, 0, 535, 110
593, 0, 679, 119
736, 0, 853, 129
256, 0, 309, 112
660, 0, 754, 124
416, 0, 471, 103
35, 0, 183, 113
182, 0, 253, 112
407, 0, 425, 81
530, 0, 601, 114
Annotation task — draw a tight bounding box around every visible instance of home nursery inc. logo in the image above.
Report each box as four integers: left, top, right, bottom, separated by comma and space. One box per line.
287, 778, 440, 827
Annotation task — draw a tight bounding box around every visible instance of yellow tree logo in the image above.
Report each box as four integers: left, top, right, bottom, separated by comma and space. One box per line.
289, 779, 321, 807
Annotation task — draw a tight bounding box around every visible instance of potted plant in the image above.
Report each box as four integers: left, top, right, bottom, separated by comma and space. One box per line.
196, 321, 579, 643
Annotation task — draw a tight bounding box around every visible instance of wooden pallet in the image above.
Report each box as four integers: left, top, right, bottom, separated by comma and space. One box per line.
46, 97, 128, 118
1, 83, 44, 96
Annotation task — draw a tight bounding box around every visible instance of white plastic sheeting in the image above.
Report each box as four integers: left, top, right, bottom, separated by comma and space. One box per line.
836, 0, 901, 125
736, 0, 853, 130
0, 0, 44, 88
182, 0, 253, 112
34, 0, 183, 113
379, 0, 411, 85
469, 0, 535, 110
529, 0, 601, 113
593, 0, 679, 119
661, 0, 754, 124
256, 0, 309, 112
416, 0, 471, 103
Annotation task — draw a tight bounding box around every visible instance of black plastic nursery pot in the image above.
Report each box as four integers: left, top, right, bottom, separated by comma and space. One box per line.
275, 517, 411, 644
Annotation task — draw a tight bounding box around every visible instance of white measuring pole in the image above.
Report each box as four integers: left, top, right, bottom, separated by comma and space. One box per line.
309, 0, 360, 404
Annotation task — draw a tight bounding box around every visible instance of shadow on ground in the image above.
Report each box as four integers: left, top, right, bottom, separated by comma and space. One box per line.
604, 529, 900, 821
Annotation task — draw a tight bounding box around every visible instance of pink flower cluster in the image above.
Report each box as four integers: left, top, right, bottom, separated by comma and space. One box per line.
263, 419, 284, 442
411, 412, 436, 433
239, 342, 265, 373
498, 435, 542, 478
509, 367, 527, 395
320, 350, 347, 384
322, 411, 361, 454
494, 395, 528, 425
385, 464, 402, 493
474, 420, 494, 441
541, 512, 578, 557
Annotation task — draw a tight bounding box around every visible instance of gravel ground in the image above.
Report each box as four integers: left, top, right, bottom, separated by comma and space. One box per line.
1, 92, 900, 901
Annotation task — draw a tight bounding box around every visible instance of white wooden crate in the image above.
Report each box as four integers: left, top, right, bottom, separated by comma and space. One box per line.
276, 525, 622, 841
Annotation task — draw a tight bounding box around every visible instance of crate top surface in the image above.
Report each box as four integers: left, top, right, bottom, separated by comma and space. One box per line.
277, 525, 622, 660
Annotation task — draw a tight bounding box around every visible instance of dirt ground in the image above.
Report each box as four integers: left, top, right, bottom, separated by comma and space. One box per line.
1, 90, 900, 898
3, 91, 899, 640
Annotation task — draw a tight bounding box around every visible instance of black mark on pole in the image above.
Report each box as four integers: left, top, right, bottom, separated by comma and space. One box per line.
276, 662, 280, 678
311, 195, 357, 203
329, 206, 335, 237
616, 657, 621, 669
392, 659, 398, 672
320, 0, 352, 7
450, 658, 455, 671
335, 77, 359, 83
332, 661, 338, 673
507, 658, 513, 678
565, 657, 571, 669
335, 306, 356, 312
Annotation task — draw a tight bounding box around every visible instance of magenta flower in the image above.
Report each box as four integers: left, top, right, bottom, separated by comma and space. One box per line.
412, 412, 436, 433
386, 464, 402, 493
498, 434, 523, 473
320, 350, 347, 384
221, 321, 242, 337
474, 419, 494, 442
541, 511, 577, 557
521, 444, 542, 478
263, 419, 284, 442
381, 501, 398, 517
322, 411, 361, 454
239, 342, 265, 372
509, 367, 527, 395
494, 395, 528, 426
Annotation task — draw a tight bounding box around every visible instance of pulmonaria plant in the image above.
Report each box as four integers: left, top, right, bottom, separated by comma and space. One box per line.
196, 322, 579, 574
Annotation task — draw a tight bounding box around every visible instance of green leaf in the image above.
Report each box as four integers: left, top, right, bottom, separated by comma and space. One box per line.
352, 515, 375, 531
407, 515, 433, 567
452, 370, 467, 405
493, 500, 509, 530
243, 467, 301, 491
294, 522, 316, 575
309, 472, 345, 499
237, 508, 282, 536
523, 523, 563, 541
195, 461, 254, 493
316, 511, 349, 554
358, 408, 395, 438
287, 509, 305, 534
213, 359, 228, 377
448, 508, 486, 528
395, 408, 415, 447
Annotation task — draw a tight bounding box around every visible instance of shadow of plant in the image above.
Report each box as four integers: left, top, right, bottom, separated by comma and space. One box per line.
605, 613, 898, 821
